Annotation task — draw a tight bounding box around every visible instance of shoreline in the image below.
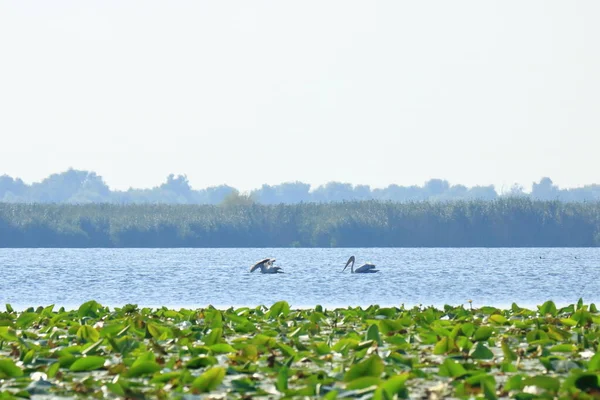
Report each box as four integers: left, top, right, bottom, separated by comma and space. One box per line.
6, 299, 596, 312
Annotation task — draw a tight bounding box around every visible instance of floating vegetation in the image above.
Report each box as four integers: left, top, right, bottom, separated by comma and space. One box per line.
1, 300, 600, 399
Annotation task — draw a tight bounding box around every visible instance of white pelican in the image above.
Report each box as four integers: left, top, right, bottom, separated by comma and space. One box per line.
250, 258, 284, 274
342, 256, 379, 273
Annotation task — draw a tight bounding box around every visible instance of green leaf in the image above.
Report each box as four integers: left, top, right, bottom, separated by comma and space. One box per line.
372, 388, 391, 400
126, 361, 161, 377
151, 371, 182, 384
526, 329, 549, 342
539, 300, 557, 316
0, 327, 18, 342
209, 343, 236, 353
466, 374, 497, 400
366, 324, 382, 345
231, 377, 256, 392
78, 300, 101, 318
433, 337, 456, 355
456, 336, 473, 352
106, 382, 125, 396
77, 325, 100, 342
521, 375, 560, 392
132, 351, 155, 368
504, 374, 523, 391
82, 339, 104, 355
47, 362, 60, 378
501, 362, 518, 372
470, 342, 494, 360
346, 376, 381, 390
15, 312, 38, 329
473, 326, 494, 341
277, 342, 297, 357
58, 354, 76, 368
501, 340, 517, 362
549, 344, 576, 353
314, 342, 331, 355
489, 314, 508, 325
69, 356, 105, 372
191, 367, 226, 392
23, 349, 35, 365
207, 309, 223, 329
379, 319, 405, 335
439, 358, 467, 378
380, 374, 409, 397
203, 328, 222, 346
0, 358, 24, 377
560, 318, 577, 327
461, 323, 475, 337
344, 354, 384, 382
186, 356, 217, 369
589, 353, 600, 371
276, 366, 289, 393
147, 323, 165, 339
267, 301, 291, 319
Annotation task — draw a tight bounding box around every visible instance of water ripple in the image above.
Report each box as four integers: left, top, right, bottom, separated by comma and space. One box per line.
0, 248, 599, 310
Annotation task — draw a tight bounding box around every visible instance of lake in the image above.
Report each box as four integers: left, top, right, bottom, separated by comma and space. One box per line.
1, 248, 598, 311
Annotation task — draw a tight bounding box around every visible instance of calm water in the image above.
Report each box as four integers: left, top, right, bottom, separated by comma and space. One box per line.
1, 248, 599, 310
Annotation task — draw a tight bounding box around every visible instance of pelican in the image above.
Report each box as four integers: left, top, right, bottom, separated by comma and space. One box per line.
250, 258, 284, 274
342, 256, 379, 273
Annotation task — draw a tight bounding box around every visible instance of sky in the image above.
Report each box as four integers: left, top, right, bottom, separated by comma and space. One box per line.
0, 1, 598, 193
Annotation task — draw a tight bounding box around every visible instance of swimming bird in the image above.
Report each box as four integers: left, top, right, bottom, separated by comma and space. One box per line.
250, 258, 284, 274
342, 256, 379, 273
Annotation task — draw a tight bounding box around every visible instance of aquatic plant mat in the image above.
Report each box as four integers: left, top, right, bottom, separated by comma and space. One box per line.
1, 301, 600, 399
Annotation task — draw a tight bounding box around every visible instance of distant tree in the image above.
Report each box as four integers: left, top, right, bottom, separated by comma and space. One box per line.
199, 185, 236, 204
6, 169, 600, 204
439, 184, 468, 200
562, 185, 600, 202
424, 179, 450, 197
276, 182, 311, 203
67, 172, 111, 203
312, 182, 355, 202
372, 184, 426, 202
27, 169, 110, 203
158, 174, 194, 203
505, 183, 527, 198
353, 184, 372, 201
531, 177, 560, 200
467, 185, 498, 200
251, 184, 279, 204
220, 190, 255, 207
0, 175, 27, 201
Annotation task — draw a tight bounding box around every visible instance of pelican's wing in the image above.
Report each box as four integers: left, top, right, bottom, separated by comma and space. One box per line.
250, 258, 271, 272
355, 263, 376, 273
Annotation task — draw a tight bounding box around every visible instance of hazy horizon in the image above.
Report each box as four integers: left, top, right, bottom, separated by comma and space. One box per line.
1, 1, 598, 192
2, 167, 600, 194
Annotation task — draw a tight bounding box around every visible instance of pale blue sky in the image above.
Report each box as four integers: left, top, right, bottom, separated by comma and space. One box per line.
1, 1, 598, 192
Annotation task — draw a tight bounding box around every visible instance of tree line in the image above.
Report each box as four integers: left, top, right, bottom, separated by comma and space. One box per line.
2, 169, 600, 204
1, 198, 599, 247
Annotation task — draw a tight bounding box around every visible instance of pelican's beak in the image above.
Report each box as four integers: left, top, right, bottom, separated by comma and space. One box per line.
342, 260, 350, 272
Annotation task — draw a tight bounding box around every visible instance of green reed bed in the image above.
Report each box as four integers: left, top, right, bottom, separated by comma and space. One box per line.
1, 300, 600, 399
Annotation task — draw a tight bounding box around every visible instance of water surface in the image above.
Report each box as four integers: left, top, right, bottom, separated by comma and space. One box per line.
1, 248, 598, 310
